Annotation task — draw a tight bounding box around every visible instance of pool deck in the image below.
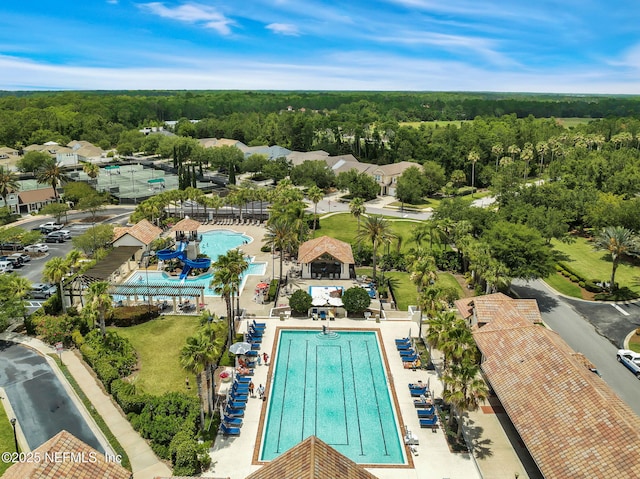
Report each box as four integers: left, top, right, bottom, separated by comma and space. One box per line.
207, 316, 528, 479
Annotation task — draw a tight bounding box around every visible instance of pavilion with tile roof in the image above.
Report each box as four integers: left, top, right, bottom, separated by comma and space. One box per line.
297, 236, 355, 280
456, 293, 640, 479
246, 436, 379, 479
113, 219, 162, 255
3, 430, 131, 479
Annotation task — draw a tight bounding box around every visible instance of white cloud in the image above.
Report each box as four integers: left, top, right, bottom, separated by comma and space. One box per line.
266, 23, 300, 36
139, 2, 234, 35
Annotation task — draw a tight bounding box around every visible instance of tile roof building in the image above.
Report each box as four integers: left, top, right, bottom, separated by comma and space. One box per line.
3, 430, 131, 479
113, 219, 162, 249
298, 236, 355, 280
455, 294, 640, 479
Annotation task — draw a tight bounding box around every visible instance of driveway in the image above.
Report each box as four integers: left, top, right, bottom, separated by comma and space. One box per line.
0, 340, 104, 452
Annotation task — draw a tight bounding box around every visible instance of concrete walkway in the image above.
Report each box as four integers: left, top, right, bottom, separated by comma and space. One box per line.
0, 332, 171, 479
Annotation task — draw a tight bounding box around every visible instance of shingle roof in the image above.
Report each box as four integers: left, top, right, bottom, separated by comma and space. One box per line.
246, 436, 379, 479
170, 218, 202, 233
18, 187, 56, 204
113, 219, 162, 245
470, 295, 640, 479
3, 430, 132, 479
373, 161, 421, 177
297, 236, 355, 264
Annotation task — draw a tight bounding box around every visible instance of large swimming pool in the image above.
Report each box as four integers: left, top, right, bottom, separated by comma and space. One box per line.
260, 329, 406, 465
124, 230, 266, 296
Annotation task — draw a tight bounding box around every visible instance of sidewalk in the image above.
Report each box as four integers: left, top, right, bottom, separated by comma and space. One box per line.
0, 332, 171, 479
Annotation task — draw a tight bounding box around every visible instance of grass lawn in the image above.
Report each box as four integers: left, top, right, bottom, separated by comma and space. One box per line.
399, 120, 472, 128
544, 272, 583, 298
0, 403, 15, 476
388, 200, 437, 211
316, 213, 429, 252
555, 118, 593, 128
108, 315, 202, 396
355, 268, 463, 311
629, 332, 640, 353
551, 237, 640, 294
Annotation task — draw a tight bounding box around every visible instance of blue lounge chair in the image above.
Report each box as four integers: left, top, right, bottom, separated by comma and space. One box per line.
228, 400, 246, 410
417, 407, 436, 418
220, 423, 241, 436
410, 388, 428, 397
246, 360, 257, 368
232, 384, 249, 393
250, 342, 261, 350
225, 406, 245, 417
400, 349, 417, 356
419, 417, 438, 428
249, 325, 263, 334
414, 397, 432, 408
248, 336, 262, 344
252, 320, 266, 329
395, 337, 410, 344
229, 392, 248, 402
397, 342, 412, 350
319, 311, 327, 320
402, 355, 419, 363
223, 414, 243, 427
235, 376, 251, 384
245, 350, 258, 357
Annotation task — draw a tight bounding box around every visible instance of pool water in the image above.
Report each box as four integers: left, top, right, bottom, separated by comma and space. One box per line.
124, 230, 266, 296
260, 330, 405, 465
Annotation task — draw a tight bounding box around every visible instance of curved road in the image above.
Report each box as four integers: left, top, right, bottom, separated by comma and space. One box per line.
0, 340, 104, 452
511, 279, 640, 416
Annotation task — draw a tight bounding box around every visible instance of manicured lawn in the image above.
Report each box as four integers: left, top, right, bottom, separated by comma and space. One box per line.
544, 272, 583, 298
0, 402, 15, 476
355, 268, 463, 311
629, 332, 640, 354
108, 316, 201, 396
316, 213, 427, 252
551, 237, 640, 294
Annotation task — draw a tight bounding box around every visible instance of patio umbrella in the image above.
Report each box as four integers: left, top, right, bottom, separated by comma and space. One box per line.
256, 282, 269, 289
312, 297, 327, 306
229, 342, 252, 355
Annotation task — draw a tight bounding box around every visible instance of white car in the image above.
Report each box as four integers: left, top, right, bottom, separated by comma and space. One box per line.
616, 349, 640, 378
24, 243, 49, 253
39, 221, 64, 231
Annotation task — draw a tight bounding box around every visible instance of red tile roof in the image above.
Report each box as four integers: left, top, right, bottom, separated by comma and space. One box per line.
113, 219, 162, 245
466, 294, 640, 479
246, 436, 379, 479
4, 430, 131, 479
297, 236, 355, 264
170, 218, 202, 233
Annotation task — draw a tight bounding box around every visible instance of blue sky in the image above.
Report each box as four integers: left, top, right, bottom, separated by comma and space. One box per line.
1, 0, 639, 93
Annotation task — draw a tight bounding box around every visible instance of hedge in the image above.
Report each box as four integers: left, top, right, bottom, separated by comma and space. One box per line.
108, 305, 161, 327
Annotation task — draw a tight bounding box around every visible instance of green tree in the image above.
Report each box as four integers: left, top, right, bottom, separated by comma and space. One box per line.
39, 202, 70, 223
36, 160, 66, 201
289, 289, 313, 314
306, 185, 324, 231
468, 149, 480, 196
0, 165, 19, 211
593, 226, 639, 292
349, 197, 366, 229
63, 181, 96, 204
180, 333, 215, 429
264, 217, 297, 283
356, 215, 396, 283
210, 267, 234, 347
442, 359, 489, 439
82, 161, 100, 183
290, 160, 335, 189
77, 191, 109, 224
342, 286, 371, 314
71, 224, 114, 256
43, 256, 70, 313
336, 169, 379, 200
16, 151, 54, 172
396, 166, 426, 207
422, 161, 447, 195
85, 281, 113, 336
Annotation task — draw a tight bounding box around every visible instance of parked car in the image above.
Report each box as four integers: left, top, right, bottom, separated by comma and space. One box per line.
0, 260, 13, 274
9, 252, 30, 263
616, 349, 640, 378
56, 229, 72, 240
39, 221, 64, 232
3, 255, 23, 268
0, 242, 24, 251
29, 283, 57, 299
45, 232, 66, 243
24, 243, 49, 253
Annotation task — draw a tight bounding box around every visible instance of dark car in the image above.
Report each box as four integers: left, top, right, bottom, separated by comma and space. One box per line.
3, 255, 23, 268
0, 242, 24, 251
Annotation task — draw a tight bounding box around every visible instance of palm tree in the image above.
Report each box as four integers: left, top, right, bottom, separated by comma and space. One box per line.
307, 185, 324, 232
82, 161, 100, 184
536, 141, 548, 172
180, 333, 215, 429
416, 285, 446, 341
425, 310, 458, 365
356, 215, 396, 283
264, 217, 297, 283
483, 259, 511, 294
221, 248, 249, 317
349, 197, 366, 229
442, 359, 489, 439
0, 166, 19, 212
491, 143, 503, 172
593, 226, 639, 292
86, 281, 113, 336
36, 160, 65, 201
43, 256, 70, 313
467, 150, 480, 196
521, 143, 534, 181
211, 267, 235, 347
409, 256, 438, 293
209, 194, 225, 222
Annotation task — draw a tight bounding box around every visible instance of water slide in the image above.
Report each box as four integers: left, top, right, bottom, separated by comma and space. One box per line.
156, 241, 211, 279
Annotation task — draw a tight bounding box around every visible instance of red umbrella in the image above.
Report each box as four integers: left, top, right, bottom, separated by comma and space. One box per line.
256, 282, 269, 289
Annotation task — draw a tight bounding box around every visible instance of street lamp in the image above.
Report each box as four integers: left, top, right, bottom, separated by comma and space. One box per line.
10, 417, 19, 453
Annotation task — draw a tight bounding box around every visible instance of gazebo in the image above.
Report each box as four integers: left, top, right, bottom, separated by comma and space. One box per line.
297, 236, 355, 280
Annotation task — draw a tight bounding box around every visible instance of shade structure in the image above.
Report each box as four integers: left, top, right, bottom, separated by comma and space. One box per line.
328, 297, 343, 306
312, 297, 327, 306
229, 342, 252, 355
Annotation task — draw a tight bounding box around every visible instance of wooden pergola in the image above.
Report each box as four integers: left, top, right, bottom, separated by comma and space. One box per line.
109, 283, 205, 313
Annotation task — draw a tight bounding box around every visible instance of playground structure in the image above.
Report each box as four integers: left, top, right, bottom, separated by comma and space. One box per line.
157, 240, 211, 280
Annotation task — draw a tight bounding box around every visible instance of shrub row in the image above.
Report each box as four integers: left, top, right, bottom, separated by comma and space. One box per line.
267, 279, 279, 302
78, 330, 137, 392
108, 305, 161, 327
556, 262, 604, 293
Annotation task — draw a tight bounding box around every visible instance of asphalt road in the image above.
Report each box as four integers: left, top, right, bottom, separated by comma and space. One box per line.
0, 340, 103, 452
511, 279, 640, 416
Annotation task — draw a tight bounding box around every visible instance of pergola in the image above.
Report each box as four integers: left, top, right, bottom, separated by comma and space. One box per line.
109, 283, 205, 313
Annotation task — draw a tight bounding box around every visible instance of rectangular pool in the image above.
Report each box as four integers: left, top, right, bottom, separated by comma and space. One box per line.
260, 329, 406, 465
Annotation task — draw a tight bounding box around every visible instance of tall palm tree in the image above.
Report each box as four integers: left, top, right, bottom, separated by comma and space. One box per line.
593, 226, 639, 292
483, 259, 511, 294
307, 185, 324, 232
442, 359, 489, 439
36, 161, 65, 201
180, 333, 215, 429
86, 281, 113, 336
409, 255, 438, 293
43, 256, 70, 313
467, 150, 480, 196
356, 215, 396, 283
0, 166, 19, 211
219, 248, 249, 317
211, 267, 234, 347
425, 310, 458, 365
491, 143, 503, 172
82, 161, 100, 184
417, 285, 446, 341
521, 143, 534, 181
349, 197, 366, 229
264, 217, 297, 283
